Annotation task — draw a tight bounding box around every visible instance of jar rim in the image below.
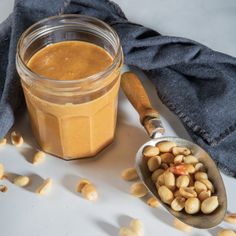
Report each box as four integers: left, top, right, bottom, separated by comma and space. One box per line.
16, 14, 123, 85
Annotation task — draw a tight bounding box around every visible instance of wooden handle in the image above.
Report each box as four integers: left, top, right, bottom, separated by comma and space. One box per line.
121, 72, 160, 124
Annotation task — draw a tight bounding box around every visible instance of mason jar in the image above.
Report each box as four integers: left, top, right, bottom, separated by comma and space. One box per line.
16, 14, 123, 160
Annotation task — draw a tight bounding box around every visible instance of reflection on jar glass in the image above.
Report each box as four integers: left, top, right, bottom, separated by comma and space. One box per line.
16, 14, 123, 160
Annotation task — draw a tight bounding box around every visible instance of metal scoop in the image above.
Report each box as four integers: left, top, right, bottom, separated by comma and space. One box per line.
121, 71, 227, 229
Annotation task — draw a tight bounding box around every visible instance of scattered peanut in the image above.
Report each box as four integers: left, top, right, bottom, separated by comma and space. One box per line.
176, 175, 189, 188
224, 213, 236, 224
171, 197, 185, 211
32, 151, 45, 165
173, 218, 192, 233
147, 197, 160, 208
81, 183, 98, 201
158, 185, 174, 205
172, 147, 191, 156
0, 163, 4, 179
130, 182, 148, 198
147, 156, 161, 172
76, 178, 91, 193
11, 131, 24, 147
0, 185, 8, 192
160, 153, 174, 164
156, 141, 176, 153
185, 197, 200, 214
217, 229, 236, 236
130, 219, 144, 236
13, 176, 30, 187
121, 168, 138, 181
36, 177, 52, 195
201, 196, 219, 214
119, 227, 137, 236
0, 138, 7, 147
142, 145, 159, 157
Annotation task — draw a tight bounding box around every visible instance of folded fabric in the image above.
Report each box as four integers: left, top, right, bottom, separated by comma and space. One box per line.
0, 0, 236, 177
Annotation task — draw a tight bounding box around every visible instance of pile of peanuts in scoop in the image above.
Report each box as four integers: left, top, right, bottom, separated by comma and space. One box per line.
142, 141, 219, 215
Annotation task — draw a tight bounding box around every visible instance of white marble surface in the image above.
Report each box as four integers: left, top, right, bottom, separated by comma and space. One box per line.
0, 1, 236, 236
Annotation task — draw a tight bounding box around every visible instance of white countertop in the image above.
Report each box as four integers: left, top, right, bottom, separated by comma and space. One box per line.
0, 1, 236, 236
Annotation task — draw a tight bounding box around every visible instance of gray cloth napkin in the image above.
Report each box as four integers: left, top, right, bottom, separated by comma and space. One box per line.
1, 0, 236, 177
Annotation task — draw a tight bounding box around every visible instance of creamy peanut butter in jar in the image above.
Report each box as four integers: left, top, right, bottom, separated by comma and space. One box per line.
16, 15, 123, 160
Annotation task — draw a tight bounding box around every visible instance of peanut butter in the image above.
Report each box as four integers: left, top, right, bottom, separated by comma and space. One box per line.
23, 41, 121, 159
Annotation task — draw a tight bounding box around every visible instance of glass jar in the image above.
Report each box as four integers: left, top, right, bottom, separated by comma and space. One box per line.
16, 14, 123, 160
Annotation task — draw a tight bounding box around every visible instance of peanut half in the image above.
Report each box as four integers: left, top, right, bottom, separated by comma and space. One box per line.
0, 138, 7, 147
156, 141, 176, 153
224, 213, 236, 224
173, 218, 192, 233
36, 177, 52, 195
76, 178, 91, 193
11, 131, 24, 147
0, 185, 8, 193
217, 229, 236, 236
121, 168, 138, 181
147, 197, 160, 208
32, 151, 45, 165
142, 145, 159, 157
130, 219, 144, 236
119, 228, 137, 236
130, 182, 148, 198
81, 183, 98, 201
14, 176, 30, 187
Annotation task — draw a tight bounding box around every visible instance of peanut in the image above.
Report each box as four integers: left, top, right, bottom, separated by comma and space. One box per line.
156, 141, 176, 153
198, 190, 211, 202
224, 213, 236, 224
194, 181, 207, 194
201, 196, 219, 214
130, 182, 148, 198
155, 173, 165, 188
171, 197, 185, 211
151, 169, 164, 182
160, 163, 169, 170
130, 219, 144, 236
217, 229, 236, 236
0, 163, 4, 179
81, 183, 98, 201
173, 218, 192, 233
174, 155, 184, 164
176, 175, 189, 188
179, 187, 197, 198
172, 147, 191, 156
158, 185, 174, 205
147, 197, 160, 208
14, 176, 30, 187
0, 185, 8, 192
183, 155, 198, 164
160, 153, 174, 164
185, 164, 195, 174
11, 131, 24, 147
119, 228, 137, 236
142, 145, 159, 157
147, 156, 161, 172
76, 179, 91, 193
36, 177, 52, 195
121, 168, 138, 181
195, 171, 208, 181
32, 151, 45, 165
0, 138, 7, 147
185, 197, 200, 214
199, 179, 214, 193
163, 171, 175, 191
195, 162, 206, 172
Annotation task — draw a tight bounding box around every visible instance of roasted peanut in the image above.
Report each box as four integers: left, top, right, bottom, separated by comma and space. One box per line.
147, 156, 161, 172
160, 153, 174, 164
169, 164, 188, 175
171, 197, 185, 211
119, 227, 136, 236
76, 179, 91, 193
194, 181, 207, 194
155, 173, 165, 188
174, 155, 184, 164
0, 138, 7, 147
160, 163, 169, 170
11, 131, 24, 147
176, 175, 189, 188
130, 182, 148, 198
0, 163, 4, 179
81, 183, 98, 201
163, 171, 175, 190
158, 185, 174, 205
179, 187, 197, 198
199, 179, 214, 193
194, 171, 208, 181
147, 197, 160, 208
32, 151, 45, 165
151, 169, 165, 182
173, 218, 192, 233
0, 185, 8, 192
201, 196, 219, 214
185, 197, 200, 214
130, 219, 144, 236
198, 190, 211, 202
14, 176, 30, 187
172, 147, 191, 156
195, 162, 206, 172
156, 141, 176, 153
121, 168, 138, 181
36, 178, 52, 195
217, 229, 236, 236
185, 164, 195, 174
142, 145, 159, 157
224, 213, 236, 224
183, 155, 198, 164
